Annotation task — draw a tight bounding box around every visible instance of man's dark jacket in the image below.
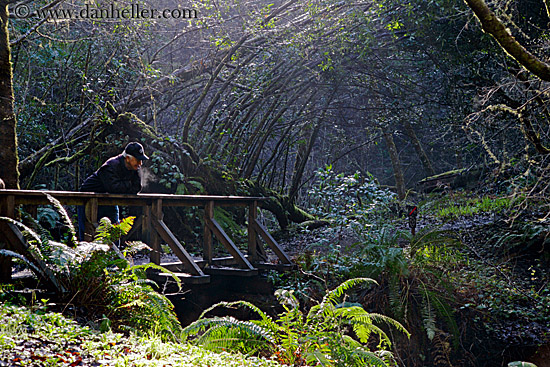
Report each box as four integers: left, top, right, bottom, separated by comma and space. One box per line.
81, 155, 141, 194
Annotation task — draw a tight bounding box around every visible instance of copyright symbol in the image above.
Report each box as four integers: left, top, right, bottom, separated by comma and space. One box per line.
13, 4, 30, 19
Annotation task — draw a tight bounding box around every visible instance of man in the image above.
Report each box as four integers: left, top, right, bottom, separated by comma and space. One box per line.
77, 142, 149, 241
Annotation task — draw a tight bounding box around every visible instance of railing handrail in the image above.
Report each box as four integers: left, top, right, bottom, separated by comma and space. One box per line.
0, 189, 267, 206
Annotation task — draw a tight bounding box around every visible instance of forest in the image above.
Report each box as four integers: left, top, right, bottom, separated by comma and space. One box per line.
0, 0, 550, 366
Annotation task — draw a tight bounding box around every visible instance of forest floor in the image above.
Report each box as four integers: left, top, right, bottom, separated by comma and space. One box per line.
273, 192, 550, 367
0, 191, 550, 367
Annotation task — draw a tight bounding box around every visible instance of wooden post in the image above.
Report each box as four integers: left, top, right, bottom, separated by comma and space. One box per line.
203, 201, 214, 265
84, 198, 98, 241
150, 199, 163, 264
248, 201, 258, 262
0, 195, 15, 282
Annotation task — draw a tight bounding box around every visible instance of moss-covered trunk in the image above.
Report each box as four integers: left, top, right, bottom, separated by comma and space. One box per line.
0, 1, 18, 282
0, 2, 19, 189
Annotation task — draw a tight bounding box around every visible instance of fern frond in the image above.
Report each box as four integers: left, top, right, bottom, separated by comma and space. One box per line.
198, 300, 275, 328
324, 277, 377, 306
420, 288, 437, 341
334, 306, 410, 345
275, 288, 300, 311
0, 216, 43, 245
388, 277, 406, 320
0, 249, 41, 274
347, 346, 394, 367
45, 193, 77, 247
428, 288, 459, 349
183, 316, 275, 346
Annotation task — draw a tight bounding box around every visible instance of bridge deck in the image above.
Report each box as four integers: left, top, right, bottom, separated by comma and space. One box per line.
0, 190, 293, 291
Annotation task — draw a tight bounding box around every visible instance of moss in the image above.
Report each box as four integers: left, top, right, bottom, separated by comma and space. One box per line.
418, 168, 466, 183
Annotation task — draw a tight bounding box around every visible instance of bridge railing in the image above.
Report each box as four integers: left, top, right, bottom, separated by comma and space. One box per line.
0, 190, 293, 287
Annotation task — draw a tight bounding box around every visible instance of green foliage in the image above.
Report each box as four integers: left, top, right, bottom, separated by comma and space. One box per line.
183, 278, 409, 367
488, 220, 550, 255
0, 195, 181, 340
355, 226, 463, 347
150, 151, 186, 190
433, 195, 512, 220
307, 165, 395, 226
0, 303, 283, 367
214, 207, 245, 240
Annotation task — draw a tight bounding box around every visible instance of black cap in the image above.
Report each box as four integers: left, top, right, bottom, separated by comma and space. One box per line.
124, 142, 149, 161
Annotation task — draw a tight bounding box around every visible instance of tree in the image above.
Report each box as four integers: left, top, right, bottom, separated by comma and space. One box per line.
0, 0, 19, 190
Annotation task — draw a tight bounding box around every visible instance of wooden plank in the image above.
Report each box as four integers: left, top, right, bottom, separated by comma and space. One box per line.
162, 256, 240, 270
156, 272, 210, 285
255, 263, 296, 271
142, 205, 160, 264
248, 201, 257, 261
152, 219, 205, 276
204, 267, 259, 277
5, 195, 15, 218
203, 201, 214, 265
206, 217, 255, 270
252, 218, 292, 264
0, 221, 66, 294
0, 190, 267, 207
83, 198, 98, 241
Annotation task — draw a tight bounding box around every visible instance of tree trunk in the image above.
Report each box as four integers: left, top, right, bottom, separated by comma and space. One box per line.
382, 125, 406, 201
402, 120, 435, 177
0, 1, 17, 283
288, 109, 326, 203
0, 2, 19, 190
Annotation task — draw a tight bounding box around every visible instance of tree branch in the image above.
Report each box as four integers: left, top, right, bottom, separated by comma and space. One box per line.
464, 0, 550, 81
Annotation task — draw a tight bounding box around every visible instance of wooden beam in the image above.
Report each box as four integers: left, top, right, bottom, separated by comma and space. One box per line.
203, 201, 214, 265
204, 267, 258, 277
152, 219, 205, 277
150, 199, 163, 264
252, 218, 292, 264
156, 272, 210, 285
206, 217, 255, 270
84, 198, 98, 241
0, 221, 66, 294
248, 201, 258, 262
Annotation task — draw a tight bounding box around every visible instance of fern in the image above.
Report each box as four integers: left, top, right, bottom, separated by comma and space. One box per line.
183, 316, 275, 354
198, 300, 276, 327
188, 279, 408, 366
44, 193, 77, 247
325, 277, 378, 305
419, 284, 437, 341
0, 249, 41, 274
1, 197, 182, 341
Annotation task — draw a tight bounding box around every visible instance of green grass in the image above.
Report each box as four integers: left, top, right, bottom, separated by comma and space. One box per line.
434, 196, 512, 219
0, 302, 283, 367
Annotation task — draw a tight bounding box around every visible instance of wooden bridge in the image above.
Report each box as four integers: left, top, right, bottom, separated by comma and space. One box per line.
0, 190, 293, 292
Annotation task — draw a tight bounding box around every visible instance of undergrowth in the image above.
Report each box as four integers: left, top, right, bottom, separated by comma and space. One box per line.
0, 193, 182, 340
0, 302, 282, 367
183, 278, 409, 367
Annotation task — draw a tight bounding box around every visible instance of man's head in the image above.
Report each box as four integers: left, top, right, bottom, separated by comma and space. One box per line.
123, 142, 149, 171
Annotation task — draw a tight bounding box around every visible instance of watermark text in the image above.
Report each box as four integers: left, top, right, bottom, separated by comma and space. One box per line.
12, 3, 198, 20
